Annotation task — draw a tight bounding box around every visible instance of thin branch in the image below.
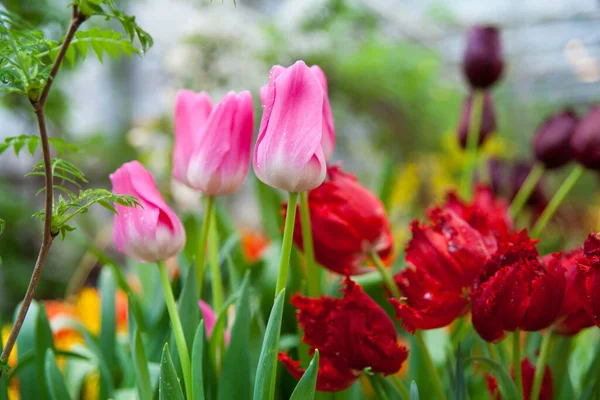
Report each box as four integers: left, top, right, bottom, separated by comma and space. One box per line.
0, 6, 86, 374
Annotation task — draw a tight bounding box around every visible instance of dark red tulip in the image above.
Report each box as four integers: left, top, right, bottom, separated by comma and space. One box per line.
544, 250, 594, 335
571, 105, 600, 170
458, 92, 497, 148
391, 186, 512, 332
471, 232, 566, 342
286, 165, 393, 276
575, 233, 600, 327
534, 109, 578, 169
279, 279, 408, 392
463, 25, 504, 89
487, 358, 553, 400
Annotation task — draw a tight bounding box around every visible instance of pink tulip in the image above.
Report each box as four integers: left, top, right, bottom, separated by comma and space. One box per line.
199, 300, 231, 345
111, 161, 186, 263
254, 61, 327, 192
173, 90, 254, 195
259, 64, 335, 161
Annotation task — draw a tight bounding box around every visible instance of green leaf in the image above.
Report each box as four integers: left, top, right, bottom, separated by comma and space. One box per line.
455, 344, 466, 400
191, 321, 206, 400
35, 305, 55, 400
290, 350, 319, 400
253, 289, 286, 400
410, 381, 420, 400
133, 329, 153, 400
159, 344, 185, 400
44, 349, 72, 400
218, 273, 252, 399
466, 357, 519, 400
170, 263, 199, 383
15, 300, 41, 400
99, 267, 117, 377
579, 339, 600, 400
0, 218, 4, 235
0, 374, 8, 400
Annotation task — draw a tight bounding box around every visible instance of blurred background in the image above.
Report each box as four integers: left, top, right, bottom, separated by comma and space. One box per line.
2, 0, 600, 319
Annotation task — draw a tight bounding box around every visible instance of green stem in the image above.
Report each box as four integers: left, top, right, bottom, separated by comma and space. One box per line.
389, 375, 410, 400
208, 210, 225, 370
367, 374, 390, 400
415, 330, 446, 400
486, 342, 500, 363
157, 261, 192, 400
299, 191, 319, 297
370, 250, 401, 299
509, 163, 545, 219
530, 165, 584, 238
196, 196, 215, 298
274, 192, 299, 300
513, 329, 524, 400
530, 332, 554, 400
459, 90, 484, 200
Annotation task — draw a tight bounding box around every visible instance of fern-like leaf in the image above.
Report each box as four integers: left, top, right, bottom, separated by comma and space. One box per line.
0, 135, 78, 157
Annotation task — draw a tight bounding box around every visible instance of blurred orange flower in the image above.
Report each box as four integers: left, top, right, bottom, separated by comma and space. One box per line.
240, 229, 269, 264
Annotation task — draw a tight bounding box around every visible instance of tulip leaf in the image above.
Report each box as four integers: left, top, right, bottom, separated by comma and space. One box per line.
15, 300, 41, 400
133, 329, 153, 400
36, 304, 55, 400
170, 263, 199, 382
44, 349, 72, 400
253, 289, 286, 400
410, 381, 420, 400
290, 350, 319, 400
191, 321, 206, 400
159, 344, 185, 400
466, 356, 519, 400
99, 267, 117, 377
579, 339, 600, 400
218, 273, 252, 399
455, 344, 467, 400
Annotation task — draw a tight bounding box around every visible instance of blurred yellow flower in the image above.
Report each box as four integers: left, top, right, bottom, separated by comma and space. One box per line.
1, 324, 17, 368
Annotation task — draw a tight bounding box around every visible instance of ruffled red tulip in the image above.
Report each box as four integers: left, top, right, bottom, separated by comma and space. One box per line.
458, 92, 497, 148
286, 165, 393, 276
471, 232, 566, 342
254, 61, 327, 192
279, 279, 408, 392
545, 250, 594, 335
111, 161, 186, 263
533, 109, 578, 169
575, 233, 600, 327
463, 25, 504, 89
391, 186, 511, 332
570, 105, 600, 170
487, 358, 553, 400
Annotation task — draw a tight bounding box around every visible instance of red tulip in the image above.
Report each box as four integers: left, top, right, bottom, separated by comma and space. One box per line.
545, 250, 594, 335
279, 279, 408, 392
286, 165, 393, 275
487, 358, 553, 400
457, 92, 497, 149
575, 233, 600, 327
471, 232, 566, 342
533, 109, 578, 169
391, 186, 511, 332
463, 25, 504, 89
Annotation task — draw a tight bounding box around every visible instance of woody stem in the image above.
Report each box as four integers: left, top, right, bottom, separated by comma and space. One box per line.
370, 250, 400, 299
459, 89, 484, 200
299, 191, 319, 297
509, 163, 545, 219
530, 165, 584, 238
513, 329, 524, 400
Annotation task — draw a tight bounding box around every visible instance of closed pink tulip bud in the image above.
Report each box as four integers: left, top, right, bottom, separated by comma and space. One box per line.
173, 89, 254, 195
111, 161, 186, 263
254, 61, 327, 192
199, 300, 231, 345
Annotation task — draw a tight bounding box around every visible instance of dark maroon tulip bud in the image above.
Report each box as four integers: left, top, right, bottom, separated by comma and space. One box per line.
463, 26, 504, 89
458, 92, 497, 148
571, 105, 600, 170
533, 109, 578, 169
